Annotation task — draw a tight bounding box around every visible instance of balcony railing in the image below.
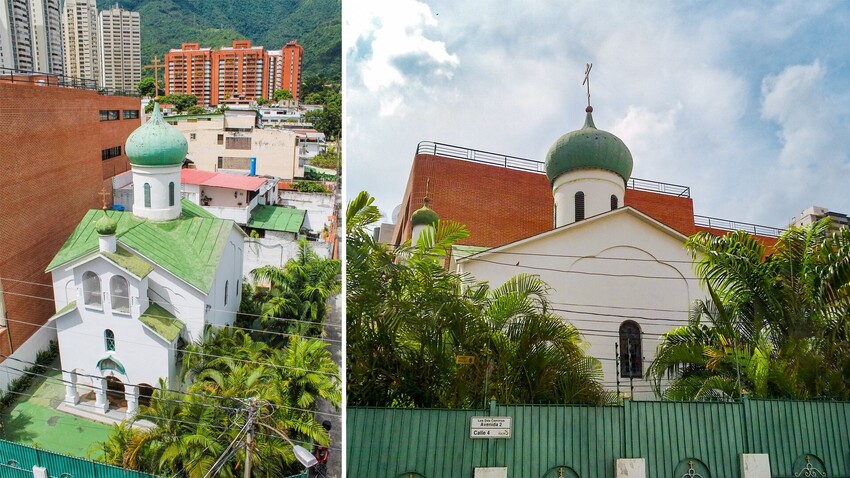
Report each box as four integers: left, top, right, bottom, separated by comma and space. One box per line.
694, 215, 784, 237
0, 67, 139, 96
416, 140, 691, 198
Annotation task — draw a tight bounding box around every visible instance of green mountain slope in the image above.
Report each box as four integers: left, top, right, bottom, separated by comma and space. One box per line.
99, 0, 340, 79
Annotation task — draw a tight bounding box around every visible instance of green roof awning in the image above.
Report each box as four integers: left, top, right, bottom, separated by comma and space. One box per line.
139, 303, 185, 342
248, 206, 306, 233
452, 244, 490, 261
102, 247, 154, 278
96, 356, 125, 375
48, 301, 78, 322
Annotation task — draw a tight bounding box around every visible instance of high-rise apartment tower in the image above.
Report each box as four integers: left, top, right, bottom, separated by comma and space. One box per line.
98, 6, 140, 92
62, 0, 99, 86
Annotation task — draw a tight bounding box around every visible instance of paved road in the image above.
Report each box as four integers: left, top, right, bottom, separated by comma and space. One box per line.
314, 292, 342, 478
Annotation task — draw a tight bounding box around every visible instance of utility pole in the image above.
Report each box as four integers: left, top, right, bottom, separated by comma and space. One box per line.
244, 397, 256, 478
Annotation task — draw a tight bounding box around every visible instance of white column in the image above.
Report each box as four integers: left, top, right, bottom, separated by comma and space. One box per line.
63, 371, 79, 405
126, 383, 139, 416
741, 454, 771, 478
615, 459, 646, 478
94, 376, 108, 413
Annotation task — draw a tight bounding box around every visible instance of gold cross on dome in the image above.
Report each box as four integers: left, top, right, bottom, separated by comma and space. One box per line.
98, 186, 111, 210
583, 63, 593, 107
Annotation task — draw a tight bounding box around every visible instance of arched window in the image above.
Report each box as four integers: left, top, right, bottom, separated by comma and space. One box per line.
619, 321, 642, 378
82, 271, 102, 308
144, 183, 151, 207
104, 329, 115, 351
611, 194, 618, 210
574, 191, 585, 221
110, 276, 130, 313
224, 280, 229, 306
169, 182, 175, 206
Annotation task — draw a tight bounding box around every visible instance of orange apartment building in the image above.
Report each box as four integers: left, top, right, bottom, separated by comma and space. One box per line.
393, 141, 782, 250
0, 77, 140, 360
165, 40, 304, 107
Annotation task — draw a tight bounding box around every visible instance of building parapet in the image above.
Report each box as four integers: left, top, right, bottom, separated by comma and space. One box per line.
415, 141, 691, 198
0, 67, 139, 96
695, 215, 785, 238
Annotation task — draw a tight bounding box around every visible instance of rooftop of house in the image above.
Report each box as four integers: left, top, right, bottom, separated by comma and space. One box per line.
248, 205, 306, 233
46, 199, 237, 294
181, 169, 268, 191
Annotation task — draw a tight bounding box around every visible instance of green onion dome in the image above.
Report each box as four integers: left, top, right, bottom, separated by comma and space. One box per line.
545, 106, 633, 185
411, 201, 439, 227
95, 212, 118, 235
125, 102, 188, 167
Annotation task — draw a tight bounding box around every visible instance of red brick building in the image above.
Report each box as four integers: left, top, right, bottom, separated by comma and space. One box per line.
165, 40, 305, 107
393, 141, 781, 249
0, 78, 140, 359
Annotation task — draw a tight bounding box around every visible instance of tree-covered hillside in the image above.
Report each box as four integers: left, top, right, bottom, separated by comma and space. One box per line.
99, 0, 340, 79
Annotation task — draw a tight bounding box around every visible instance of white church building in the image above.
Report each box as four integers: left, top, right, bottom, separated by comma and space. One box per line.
45, 103, 246, 415
412, 106, 706, 399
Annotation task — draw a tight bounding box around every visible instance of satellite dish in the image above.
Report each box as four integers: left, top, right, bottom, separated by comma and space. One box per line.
391, 204, 402, 224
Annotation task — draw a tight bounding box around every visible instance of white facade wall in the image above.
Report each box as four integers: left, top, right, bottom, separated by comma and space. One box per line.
0, 324, 57, 392
279, 190, 334, 233
132, 165, 182, 221
553, 169, 625, 228
52, 257, 172, 390
205, 227, 243, 328
458, 209, 702, 399
177, 119, 301, 179
243, 237, 330, 278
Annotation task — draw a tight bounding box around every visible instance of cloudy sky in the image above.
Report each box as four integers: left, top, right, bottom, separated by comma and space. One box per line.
344, 1, 850, 228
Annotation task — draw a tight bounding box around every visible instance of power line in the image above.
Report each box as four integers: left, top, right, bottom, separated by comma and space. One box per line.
462, 256, 700, 280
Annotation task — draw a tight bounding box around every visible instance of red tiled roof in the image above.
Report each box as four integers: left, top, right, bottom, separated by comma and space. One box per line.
181, 169, 267, 191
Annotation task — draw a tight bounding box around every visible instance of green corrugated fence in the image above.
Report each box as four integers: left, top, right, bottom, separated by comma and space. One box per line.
0, 439, 156, 477
348, 398, 850, 477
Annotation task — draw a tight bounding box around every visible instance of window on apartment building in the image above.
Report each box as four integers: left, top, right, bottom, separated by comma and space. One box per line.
619, 321, 643, 378
110, 276, 130, 313
101, 146, 122, 161
225, 137, 251, 150
123, 109, 139, 119
83, 271, 102, 308
99, 110, 119, 121
217, 134, 224, 145
190, 133, 196, 140
217, 157, 251, 170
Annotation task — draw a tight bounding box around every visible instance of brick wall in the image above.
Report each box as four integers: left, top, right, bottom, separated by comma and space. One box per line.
0, 81, 139, 358
393, 154, 701, 247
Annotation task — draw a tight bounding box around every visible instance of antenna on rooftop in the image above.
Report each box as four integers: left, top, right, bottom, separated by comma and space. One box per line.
582, 63, 593, 109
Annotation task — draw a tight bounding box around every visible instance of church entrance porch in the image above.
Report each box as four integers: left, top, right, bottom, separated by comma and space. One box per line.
105, 376, 127, 410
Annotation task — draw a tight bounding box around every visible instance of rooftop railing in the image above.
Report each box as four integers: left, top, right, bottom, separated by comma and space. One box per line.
416, 140, 691, 198
694, 215, 785, 237
0, 67, 139, 96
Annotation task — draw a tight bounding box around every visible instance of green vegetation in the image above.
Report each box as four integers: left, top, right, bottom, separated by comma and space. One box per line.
137, 77, 162, 97
291, 181, 331, 193
305, 90, 340, 140
648, 219, 850, 400
255, 96, 270, 106
347, 192, 611, 408
306, 147, 339, 170
100, 0, 341, 79
273, 89, 293, 102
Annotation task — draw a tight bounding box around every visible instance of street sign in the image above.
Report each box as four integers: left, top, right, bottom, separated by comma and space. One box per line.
456, 355, 476, 364
470, 416, 512, 439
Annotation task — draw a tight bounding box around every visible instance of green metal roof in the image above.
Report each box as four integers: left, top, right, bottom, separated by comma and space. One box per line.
46, 199, 234, 293
139, 303, 185, 342
248, 205, 305, 233
96, 356, 126, 374
102, 246, 154, 278
451, 244, 490, 260
181, 199, 216, 219
125, 102, 189, 167
545, 108, 633, 185
49, 301, 77, 321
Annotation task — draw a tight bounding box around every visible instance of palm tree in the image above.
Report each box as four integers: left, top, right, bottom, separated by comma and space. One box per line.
347, 191, 611, 408
648, 219, 850, 400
